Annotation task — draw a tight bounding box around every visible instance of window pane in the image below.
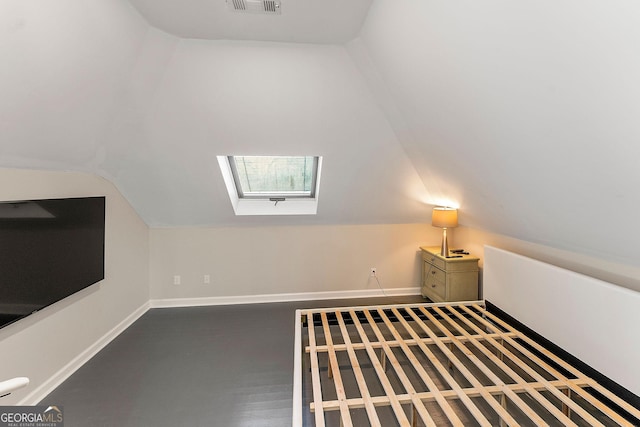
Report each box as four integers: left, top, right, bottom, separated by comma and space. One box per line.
230, 156, 317, 197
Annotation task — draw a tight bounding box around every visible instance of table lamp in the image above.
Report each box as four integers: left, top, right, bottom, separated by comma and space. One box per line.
432, 207, 458, 257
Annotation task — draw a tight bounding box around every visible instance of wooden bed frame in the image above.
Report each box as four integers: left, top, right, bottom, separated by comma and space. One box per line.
293, 301, 640, 426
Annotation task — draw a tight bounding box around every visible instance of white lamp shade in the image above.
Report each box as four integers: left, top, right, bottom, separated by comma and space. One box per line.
432, 207, 458, 228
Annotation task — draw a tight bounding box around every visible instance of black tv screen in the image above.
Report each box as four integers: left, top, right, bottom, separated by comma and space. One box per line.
0, 196, 105, 329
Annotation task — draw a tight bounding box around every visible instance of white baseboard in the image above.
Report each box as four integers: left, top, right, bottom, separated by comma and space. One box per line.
19, 301, 150, 405
150, 287, 421, 309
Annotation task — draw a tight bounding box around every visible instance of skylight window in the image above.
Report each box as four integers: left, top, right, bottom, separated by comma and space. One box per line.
229, 156, 318, 199
217, 155, 322, 216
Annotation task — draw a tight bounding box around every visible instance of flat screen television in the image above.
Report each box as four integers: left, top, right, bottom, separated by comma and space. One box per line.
0, 196, 105, 329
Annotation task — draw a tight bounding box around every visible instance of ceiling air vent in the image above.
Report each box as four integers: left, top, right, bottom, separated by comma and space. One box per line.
227, 0, 281, 15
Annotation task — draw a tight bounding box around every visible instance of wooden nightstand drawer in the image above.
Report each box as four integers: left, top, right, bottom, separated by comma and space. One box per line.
422, 251, 446, 270
424, 267, 446, 300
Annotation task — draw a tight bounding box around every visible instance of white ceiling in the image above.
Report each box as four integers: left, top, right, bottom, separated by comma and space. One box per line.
355, 0, 640, 266
127, 0, 373, 43
3, 0, 640, 268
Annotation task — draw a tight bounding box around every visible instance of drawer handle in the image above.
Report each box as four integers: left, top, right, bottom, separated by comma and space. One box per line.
431, 284, 436, 287
431, 271, 436, 275
430, 257, 435, 262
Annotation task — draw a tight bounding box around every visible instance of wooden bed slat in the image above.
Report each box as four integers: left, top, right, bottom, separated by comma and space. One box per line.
311, 378, 592, 410
367, 308, 469, 426
376, 308, 486, 426
412, 306, 556, 426
347, 310, 417, 427
306, 313, 326, 427
300, 302, 639, 427
334, 312, 382, 427
360, 309, 444, 426
462, 305, 633, 426
320, 312, 354, 427
306, 331, 519, 353
387, 307, 519, 427
433, 305, 576, 426
469, 304, 640, 426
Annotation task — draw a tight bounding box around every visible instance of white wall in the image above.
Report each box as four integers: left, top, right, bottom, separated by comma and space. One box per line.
5, 0, 640, 274
114, 38, 430, 227
483, 246, 640, 396
150, 224, 441, 301
1, 0, 433, 229
454, 225, 640, 296
0, 0, 148, 172
0, 169, 149, 405
356, 0, 640, 267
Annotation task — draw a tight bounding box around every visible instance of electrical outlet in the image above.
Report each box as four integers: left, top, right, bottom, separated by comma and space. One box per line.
370, 268, 377, 277
204, 274, 211, 284
173, 275, 181, 285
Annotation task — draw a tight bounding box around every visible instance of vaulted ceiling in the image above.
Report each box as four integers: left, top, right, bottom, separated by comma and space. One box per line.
2, 0, 640, 266
127, 0, 373, 43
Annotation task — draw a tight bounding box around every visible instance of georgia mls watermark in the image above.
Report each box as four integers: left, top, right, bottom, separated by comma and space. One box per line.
0, 406, 63, 427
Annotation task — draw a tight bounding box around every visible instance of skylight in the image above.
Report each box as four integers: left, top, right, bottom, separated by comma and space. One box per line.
229, 156, 318, 199
217, 155, 322, 216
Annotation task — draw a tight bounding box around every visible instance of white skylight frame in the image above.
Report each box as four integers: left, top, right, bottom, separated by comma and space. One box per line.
217, 155, 323, 216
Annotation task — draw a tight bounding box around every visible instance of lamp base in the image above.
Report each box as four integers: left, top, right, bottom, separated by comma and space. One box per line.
440, 228, 449, 257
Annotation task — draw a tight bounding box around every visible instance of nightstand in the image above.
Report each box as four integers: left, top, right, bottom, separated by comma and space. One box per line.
420, 246, 479, 302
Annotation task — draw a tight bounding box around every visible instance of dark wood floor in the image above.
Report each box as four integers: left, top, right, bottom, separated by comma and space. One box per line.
40, 295, 425, 427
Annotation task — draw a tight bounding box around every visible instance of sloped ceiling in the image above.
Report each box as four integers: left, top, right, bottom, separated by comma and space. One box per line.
0, 0, 148, 169
127, 0, 373, 44
354, 0, 640, 266
1, 0, 430, 227
110, 35, 429, 226
2, 0, 640, 266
